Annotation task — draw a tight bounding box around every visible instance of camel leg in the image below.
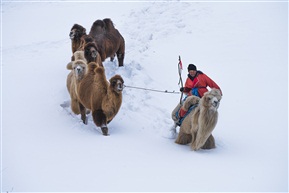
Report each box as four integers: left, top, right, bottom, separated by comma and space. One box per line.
79, 103, 87, 124
117, 39, 125, 67
99, 48, 106, 62
101, 124, 109, 136
92, 109, 109, 136
71, 99, 80, 115
191, 131, 212, 151
175, 130, 192, 145
201, 134, 216, 150
110, 54, 115, 62
117, 53, 124, 67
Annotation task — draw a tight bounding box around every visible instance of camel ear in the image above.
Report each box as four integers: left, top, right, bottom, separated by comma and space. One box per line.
120, 77, 124, 84
111, 79, 117, 87
66, 62, 73, 70
214, 89, 222, 97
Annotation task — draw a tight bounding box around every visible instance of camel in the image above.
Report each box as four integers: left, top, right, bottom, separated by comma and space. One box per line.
88, 18, 125, 67
69, 24, 87, 55
174, 89, 222, 150
66, 51, 88, 117
76, 62, 124, 135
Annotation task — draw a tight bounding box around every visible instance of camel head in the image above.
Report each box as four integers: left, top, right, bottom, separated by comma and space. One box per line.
109, 75, 124, 94
84, 42, 100, 63
72, 60, 87, 81
69, 24, 86, 40
201, 89, 222, 111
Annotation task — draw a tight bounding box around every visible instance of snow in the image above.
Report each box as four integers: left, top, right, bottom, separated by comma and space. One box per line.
1, 1, 288, 192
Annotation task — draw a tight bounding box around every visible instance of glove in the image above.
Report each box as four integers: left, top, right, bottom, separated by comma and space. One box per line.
180, 87, 184, 92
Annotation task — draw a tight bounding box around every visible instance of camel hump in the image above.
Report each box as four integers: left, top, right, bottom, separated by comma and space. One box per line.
103, 18, 115, 31
88, 62, 99, 71
95, 66, 105, 74
92, 20, 105, 28
89, 20, 106, 36
183, 96, 200, 111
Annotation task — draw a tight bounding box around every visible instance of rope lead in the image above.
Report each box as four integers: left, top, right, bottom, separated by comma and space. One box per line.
124, 85, 180, 94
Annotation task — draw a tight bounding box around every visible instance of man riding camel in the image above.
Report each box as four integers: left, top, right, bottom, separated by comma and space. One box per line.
178, 63, 222, 118
167, 63, 222, 139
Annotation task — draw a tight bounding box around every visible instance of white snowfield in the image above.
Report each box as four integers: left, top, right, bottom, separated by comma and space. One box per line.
1, 1, 288, 192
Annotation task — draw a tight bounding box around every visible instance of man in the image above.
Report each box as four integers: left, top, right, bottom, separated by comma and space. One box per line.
178, 64, 222, 120
180, 64, 222, 98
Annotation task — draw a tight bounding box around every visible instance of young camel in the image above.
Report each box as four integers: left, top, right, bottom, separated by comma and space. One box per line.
76, 62, 124, 135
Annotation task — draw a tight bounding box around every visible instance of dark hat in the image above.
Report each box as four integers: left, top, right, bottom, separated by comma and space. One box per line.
187, 64, 197, 71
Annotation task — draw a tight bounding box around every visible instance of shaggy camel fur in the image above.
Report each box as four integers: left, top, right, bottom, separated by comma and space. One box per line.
89, 18, 125, 67
174, 89, 222, 150
77, 62, 124, 135
67, 51, 87, 70
66, 51, 88, 117
69, 24, 87, 55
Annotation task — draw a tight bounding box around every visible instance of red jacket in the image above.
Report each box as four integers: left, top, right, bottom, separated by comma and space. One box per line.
183, 72, 222, 97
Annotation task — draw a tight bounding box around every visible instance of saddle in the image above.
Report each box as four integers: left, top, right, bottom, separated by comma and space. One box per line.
175, 104, 198, 126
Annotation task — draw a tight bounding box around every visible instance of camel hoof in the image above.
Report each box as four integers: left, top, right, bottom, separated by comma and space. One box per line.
101, 127, 109, 136
82, 117, 88, 125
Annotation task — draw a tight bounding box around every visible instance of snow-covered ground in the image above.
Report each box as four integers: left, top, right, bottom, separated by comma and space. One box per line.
1, 1, 288, 192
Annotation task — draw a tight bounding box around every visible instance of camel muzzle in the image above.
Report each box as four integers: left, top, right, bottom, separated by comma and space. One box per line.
117, 84, 123, 91
92, 51, 97, 58
69, 31, 75, 39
